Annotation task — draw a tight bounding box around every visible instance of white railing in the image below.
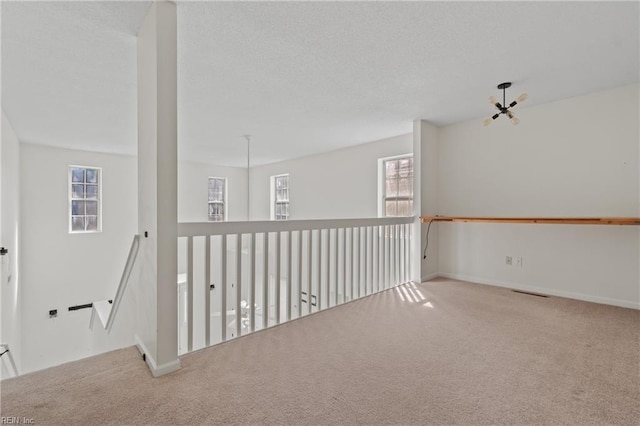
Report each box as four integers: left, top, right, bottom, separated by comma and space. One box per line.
177, 217, 414, 355
90, 234, 140, 332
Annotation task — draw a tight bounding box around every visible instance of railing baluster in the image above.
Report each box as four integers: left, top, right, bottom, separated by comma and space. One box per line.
364, 226, 369, 296
250, 232, 256, 333
405, 224, 409, 283
275, 231, 281, 324
307, 229, 312, 314
287, 230, 292, 321
333, 228, 338, 306
326, 229, 331, 308
400, 225, 404, 284
354, 227, 358, 299
376, 226, 380, 292
236, 234, 242, 338
398, 225, 402, 284
346, 228, 351, 302
361, 226, 369, 297
342, 228, 347, 303
221, 235, 227, 342
187, 236, 193, 352
205, 235, 211, 346
316, 229, 322, 310
385, 225, 390, 289
368, 227, 373, 295
298, 230, 302, 318
372, 227, 376, 293
406, 224, 410, 283
263, 232, 269, 329
390, 225, 395, 286
396, 225, 400, 286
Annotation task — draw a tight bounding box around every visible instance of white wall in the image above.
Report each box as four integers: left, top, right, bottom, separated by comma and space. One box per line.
249, 134, 413, 220
1, 112, 23, 378
20, 143, 138, 373
435, 84, 640, 308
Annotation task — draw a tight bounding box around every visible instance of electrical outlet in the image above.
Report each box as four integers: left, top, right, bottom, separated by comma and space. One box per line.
515, 257, 523, 267
506, 256, 512, 266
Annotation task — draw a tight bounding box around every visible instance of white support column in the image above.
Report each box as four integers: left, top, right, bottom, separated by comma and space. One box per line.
412, 119, 439, 284
135, 1, 180, 377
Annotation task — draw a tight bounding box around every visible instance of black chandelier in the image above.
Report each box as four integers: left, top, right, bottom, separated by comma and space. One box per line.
484, 82, 528, 126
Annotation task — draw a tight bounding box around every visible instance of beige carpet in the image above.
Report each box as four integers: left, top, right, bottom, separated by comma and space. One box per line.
2, 278, 639, 425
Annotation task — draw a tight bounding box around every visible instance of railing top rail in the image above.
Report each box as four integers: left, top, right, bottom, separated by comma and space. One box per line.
178, 216, 414, 237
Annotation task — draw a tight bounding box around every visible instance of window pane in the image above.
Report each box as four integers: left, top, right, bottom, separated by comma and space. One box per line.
86, 184, 98, 199
385, 179, 398, 197
86, 216, 98, 230
398, 178, 412, 197
209, 179, 225, 203
72, 200, 85, 215
397, 200, 411, 216
276, 177, 284, 190
277, 189, 287, 201
72, 184, 85, 198
385, 160, 398, 178
212, 191, 223, 202
86, 201, 98, 215
71, 216, 85, 231
86, 169, 98, 183
399, 159, 412, 178
385, 200, 397, 217
71, 168, 85, 183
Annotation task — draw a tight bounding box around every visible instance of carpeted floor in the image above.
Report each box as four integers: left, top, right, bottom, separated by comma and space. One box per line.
1, 278, 639, 425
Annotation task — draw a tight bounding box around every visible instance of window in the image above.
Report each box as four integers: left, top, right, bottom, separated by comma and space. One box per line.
69, 166, 101, 232
383, 156, 413, 217
208, 177, 227, 221
271, 174, 290, 220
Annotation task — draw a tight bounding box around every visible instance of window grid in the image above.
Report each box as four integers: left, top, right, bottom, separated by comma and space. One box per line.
383, 156, 413, 217
69, 166, 101, 233
208, 177, 226, 222
274, 175, 289, 220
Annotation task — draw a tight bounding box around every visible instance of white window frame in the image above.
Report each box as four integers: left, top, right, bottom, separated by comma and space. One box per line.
270, 173, 290, 220
208, 177, 228, 222
378, 154, 414, 217
68, 165, 102, 233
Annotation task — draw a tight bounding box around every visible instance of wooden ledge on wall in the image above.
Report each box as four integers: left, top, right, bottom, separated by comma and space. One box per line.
420, 216, 640, 226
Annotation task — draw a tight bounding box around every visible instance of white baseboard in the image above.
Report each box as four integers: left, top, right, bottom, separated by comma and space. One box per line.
438, 272, 640, 310
134, 334, 181, 377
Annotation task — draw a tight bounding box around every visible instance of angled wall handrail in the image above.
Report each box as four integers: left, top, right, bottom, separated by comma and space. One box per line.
0, 343, 19, 378
90, 234, 141, 333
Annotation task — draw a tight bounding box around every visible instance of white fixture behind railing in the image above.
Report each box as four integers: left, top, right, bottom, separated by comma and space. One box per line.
178, 217, 413, 355
90, 234, 141, 333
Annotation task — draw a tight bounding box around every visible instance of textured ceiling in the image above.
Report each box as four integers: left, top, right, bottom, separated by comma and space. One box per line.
2, 1, 639, 167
